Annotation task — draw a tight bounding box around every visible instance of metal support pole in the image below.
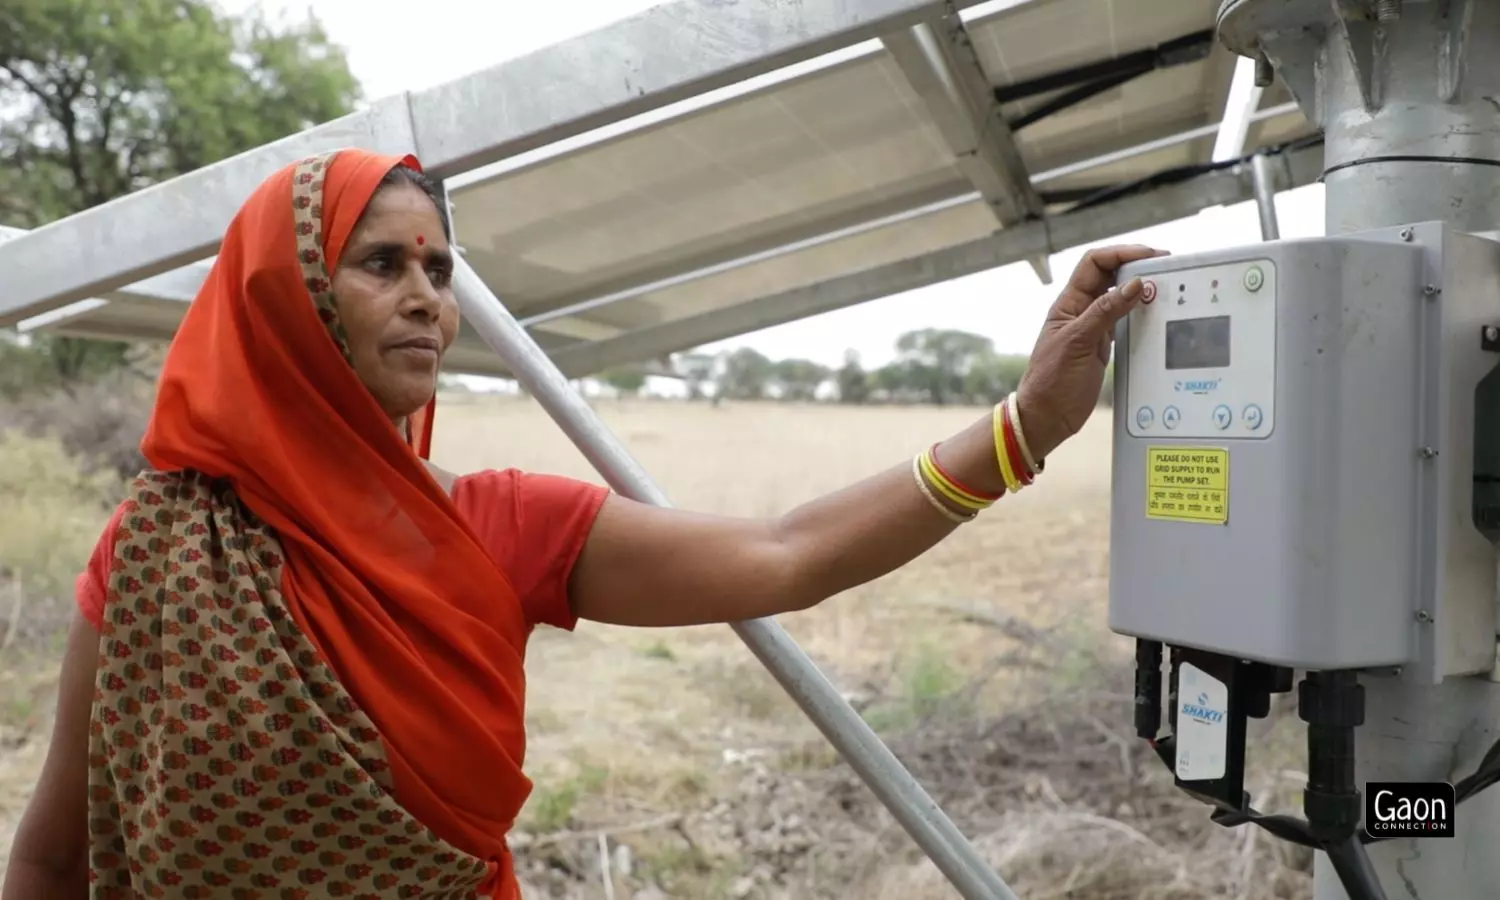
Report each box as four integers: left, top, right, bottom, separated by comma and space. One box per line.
1249, 152, 1280, 241
450, 258, 1020, 900
435, 181, 461, 254
1309, 675, 1500, 900
1216, 2, 1500, 897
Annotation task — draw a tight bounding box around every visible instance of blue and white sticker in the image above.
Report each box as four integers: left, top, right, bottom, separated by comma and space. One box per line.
1176, 662, 1228, 781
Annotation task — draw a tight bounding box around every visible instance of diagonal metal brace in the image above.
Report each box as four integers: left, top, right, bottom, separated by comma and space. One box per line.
883, 16, 1053, 284
450, 257, 1021, 900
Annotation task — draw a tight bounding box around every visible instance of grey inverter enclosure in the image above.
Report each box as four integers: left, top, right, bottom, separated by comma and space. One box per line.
1107, 226, 1500, 682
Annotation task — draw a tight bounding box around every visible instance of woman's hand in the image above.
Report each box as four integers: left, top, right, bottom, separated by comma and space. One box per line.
1015, 244, 1169, 460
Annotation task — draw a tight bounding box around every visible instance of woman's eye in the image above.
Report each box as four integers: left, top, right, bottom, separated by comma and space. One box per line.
428, 266, 452, 287
365, 252, 396, 274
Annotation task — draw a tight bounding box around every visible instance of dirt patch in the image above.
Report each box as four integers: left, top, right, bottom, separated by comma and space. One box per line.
509, 648, 1312, 900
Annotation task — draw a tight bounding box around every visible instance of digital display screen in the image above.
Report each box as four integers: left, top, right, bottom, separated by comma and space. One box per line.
1165, 315, 1231, 370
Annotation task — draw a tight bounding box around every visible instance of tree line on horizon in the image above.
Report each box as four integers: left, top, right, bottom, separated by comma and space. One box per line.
593, 327, 1115, 408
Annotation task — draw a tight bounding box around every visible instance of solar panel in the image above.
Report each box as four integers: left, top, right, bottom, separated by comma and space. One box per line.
2, 0, 1318, 378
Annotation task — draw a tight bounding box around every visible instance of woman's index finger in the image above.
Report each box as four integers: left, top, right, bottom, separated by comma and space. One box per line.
1053, 245, 1170, 316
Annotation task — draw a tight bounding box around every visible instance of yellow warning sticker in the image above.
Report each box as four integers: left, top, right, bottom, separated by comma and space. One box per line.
1147, 447, 1228, 524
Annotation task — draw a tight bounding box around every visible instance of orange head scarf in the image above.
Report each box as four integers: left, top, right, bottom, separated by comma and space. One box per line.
136, 148, 533, 895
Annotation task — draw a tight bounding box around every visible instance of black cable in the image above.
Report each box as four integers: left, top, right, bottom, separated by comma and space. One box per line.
1362, 734, 1500, 844
1457, 736, 1500, 803
1134, 640, 1163, 740
1153, 736, 1323, 848
1325, 836, 1389, 900
1009, 67, 1147, 131
1043, 132, 1327, 214
1301, 671, 1364, 843
1151, 732, 1500, 848
993, 29, 1214, 105
1322, 154, 1500, 178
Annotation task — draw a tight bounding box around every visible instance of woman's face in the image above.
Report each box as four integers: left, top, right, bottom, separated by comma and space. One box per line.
331, 182, 460, 425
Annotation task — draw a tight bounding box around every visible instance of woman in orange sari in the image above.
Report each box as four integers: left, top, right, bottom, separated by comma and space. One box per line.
4, 148, 1159, 899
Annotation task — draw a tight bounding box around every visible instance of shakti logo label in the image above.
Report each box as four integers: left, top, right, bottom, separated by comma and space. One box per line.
1180, 692, 1224, 726
1364, 782, 1456, 839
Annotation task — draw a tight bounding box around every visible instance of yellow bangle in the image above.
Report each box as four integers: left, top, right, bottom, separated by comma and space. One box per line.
917, 448, 991, 512
912, 454, 976, 524
992, 403, 1022, 494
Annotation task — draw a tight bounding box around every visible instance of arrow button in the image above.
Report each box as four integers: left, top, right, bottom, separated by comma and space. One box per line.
1212, 405, 1232, 430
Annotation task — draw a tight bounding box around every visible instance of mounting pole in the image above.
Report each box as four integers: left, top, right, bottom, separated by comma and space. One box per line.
1249, 152, 1280, 241
1217, 1, 1500, 897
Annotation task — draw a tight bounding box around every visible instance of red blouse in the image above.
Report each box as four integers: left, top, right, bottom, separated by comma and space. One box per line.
75, 468, 609, 633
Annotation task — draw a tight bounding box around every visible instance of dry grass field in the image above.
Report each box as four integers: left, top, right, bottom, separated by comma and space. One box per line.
0, 396, 1314, 899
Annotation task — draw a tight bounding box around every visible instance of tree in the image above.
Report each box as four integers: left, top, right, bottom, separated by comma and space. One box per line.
893, 328, 996, 405
717, 347, 774, 401
835, 349, 870, 404
599, 367, 647, 398
0, 0, 362, 385
872, 359, 927, 404
771, 358, 829, 402
0, 334, 59, 401
963, 353, 1029, 404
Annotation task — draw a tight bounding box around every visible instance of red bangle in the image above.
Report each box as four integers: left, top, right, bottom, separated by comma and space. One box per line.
1001, 403, 1034, 485
927, 442, 1003, 501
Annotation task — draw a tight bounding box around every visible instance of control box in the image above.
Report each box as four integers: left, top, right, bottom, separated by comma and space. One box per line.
1107, 225, 1500, 682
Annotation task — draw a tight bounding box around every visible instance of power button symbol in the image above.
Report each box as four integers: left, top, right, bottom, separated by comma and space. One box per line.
1244, 266, 1265, 292
1140, 280, 1157, 304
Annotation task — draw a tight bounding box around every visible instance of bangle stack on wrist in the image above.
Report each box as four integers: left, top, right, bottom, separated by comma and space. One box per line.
993, 390, 1043, 493
912, 444, 999, 524
910, 391, 1045, 525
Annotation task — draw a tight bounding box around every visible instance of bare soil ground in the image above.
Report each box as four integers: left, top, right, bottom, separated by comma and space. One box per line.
0, 398, 1313, 899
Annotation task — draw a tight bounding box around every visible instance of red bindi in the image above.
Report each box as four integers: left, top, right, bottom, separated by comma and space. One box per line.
416, 235, 425, 245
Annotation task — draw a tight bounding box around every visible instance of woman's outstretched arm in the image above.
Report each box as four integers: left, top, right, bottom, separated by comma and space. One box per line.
566, 245, 1162, 628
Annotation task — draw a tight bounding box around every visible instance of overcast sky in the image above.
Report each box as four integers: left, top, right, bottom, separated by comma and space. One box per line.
218, 0, 1327, 371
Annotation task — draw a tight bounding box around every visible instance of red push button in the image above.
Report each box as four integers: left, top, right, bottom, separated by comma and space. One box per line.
1141, 279, 1157, 304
